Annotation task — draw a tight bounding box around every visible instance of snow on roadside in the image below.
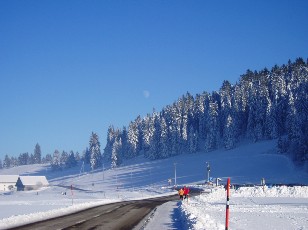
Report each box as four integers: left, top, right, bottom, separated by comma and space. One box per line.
233, 185, 308, 198
0, 189, 177, 230
179, 202, 225, 230
142, 201, 186, 230
179, 186, 308, 230
179, 187, 225, 230
0, 199, 118, 229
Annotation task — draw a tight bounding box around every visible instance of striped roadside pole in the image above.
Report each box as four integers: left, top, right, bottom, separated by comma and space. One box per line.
225, 178, 230, 230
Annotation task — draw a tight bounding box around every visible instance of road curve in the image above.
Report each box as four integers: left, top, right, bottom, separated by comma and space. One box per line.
9, 194, 179, 230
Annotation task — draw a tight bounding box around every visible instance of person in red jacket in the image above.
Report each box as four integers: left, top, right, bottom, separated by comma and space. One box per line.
183, 186, 190, 199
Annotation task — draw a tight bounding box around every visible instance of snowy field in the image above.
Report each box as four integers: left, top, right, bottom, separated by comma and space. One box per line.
178, 186, 308, 230
0, 140, 307, 229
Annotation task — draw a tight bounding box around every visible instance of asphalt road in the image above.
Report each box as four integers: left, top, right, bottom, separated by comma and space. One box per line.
9, 194, 179, 230
9, 187, 203, 230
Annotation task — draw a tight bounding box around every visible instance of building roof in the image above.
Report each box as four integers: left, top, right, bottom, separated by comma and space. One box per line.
0, 175, 19, 183
18, 176, 49, 186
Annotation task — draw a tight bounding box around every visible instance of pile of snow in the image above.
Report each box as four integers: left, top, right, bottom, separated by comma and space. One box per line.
234, 185, 308, 198
180, 186, 308, 230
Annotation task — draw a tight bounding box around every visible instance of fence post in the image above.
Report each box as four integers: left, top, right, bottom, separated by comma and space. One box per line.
225, 178, 230, 230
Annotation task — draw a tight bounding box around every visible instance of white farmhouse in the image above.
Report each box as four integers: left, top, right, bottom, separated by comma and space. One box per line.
16, 176, 49, 191
0, 175, 19, 191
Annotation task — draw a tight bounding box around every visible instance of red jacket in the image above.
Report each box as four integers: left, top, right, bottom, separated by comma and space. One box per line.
183, 187, 190, 195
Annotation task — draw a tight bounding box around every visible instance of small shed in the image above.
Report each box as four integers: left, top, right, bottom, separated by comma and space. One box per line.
16, 176, 49, 191
0, 175, 19, 191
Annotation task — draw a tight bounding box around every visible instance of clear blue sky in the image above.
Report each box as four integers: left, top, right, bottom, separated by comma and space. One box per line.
0, 0, 307, 158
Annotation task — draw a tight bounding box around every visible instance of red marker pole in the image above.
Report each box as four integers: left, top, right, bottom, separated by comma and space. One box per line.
225, 178, 230, 230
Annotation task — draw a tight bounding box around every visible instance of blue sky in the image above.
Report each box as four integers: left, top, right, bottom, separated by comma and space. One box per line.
0, 0, 307, 159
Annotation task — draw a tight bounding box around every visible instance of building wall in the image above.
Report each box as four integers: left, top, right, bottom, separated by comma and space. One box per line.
24, 185, 42, 191
0, 183, 17, 191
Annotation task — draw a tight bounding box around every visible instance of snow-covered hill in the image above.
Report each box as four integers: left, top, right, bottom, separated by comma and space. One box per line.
0, 140, 307, 229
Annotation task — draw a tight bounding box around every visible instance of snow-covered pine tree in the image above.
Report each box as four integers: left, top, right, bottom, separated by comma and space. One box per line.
84, 148, 91, 164
176, 96, 189, 154
170, 102, 183, 155
196, 92, 210, 141
220, 80, 237, 149
265, 100, 278, 139
33, 143, 42, 164
111, 137, 122, 169
66, 151, 77, 168
28, 154, 35, 165
89, 132, 102, 170
147, 114, 161, 160
246, 83, 258, 141
159, 116, 170, 158
293, 77, 308, 163
51, 150, 61, 171
103, 126, 116, 162
285, 89, 302, 161
224, 114, 236, 149
75, 151, 80, 162
220, 80, 232, 137
18, 152, 30, 165
10, 156, 18, 167
205, 101, 219, 152
60, 151, 68, 169
270, 68, 287, 136
142, 115, 154, 158
120, 127, 128, 159
188, 125, 198, 153
44, 154, 52, 164
127, 121, 140, 158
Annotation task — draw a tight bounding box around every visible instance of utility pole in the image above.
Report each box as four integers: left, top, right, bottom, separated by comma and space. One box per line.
206, 162, 211, 183
103, 163, 104, 181
174, 163, 177, 186
130, 170, 133, 189
79, 161, 84, 178
116, 169, 118, 186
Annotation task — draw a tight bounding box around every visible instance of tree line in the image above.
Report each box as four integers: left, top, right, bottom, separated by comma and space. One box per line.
1, 143, 43, 169
0, 143, 82, 170
50, 132, 102, 171
1, 58, 307, 172
0, 133, 102, 172
104, 58, 308, 169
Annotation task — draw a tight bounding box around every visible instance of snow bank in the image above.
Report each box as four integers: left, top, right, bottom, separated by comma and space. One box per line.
0, 189, 177, 230
179, 186, 308, 230
0, 199, 119, 229
234, 185, 308, 198
179, 203, 225, 230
